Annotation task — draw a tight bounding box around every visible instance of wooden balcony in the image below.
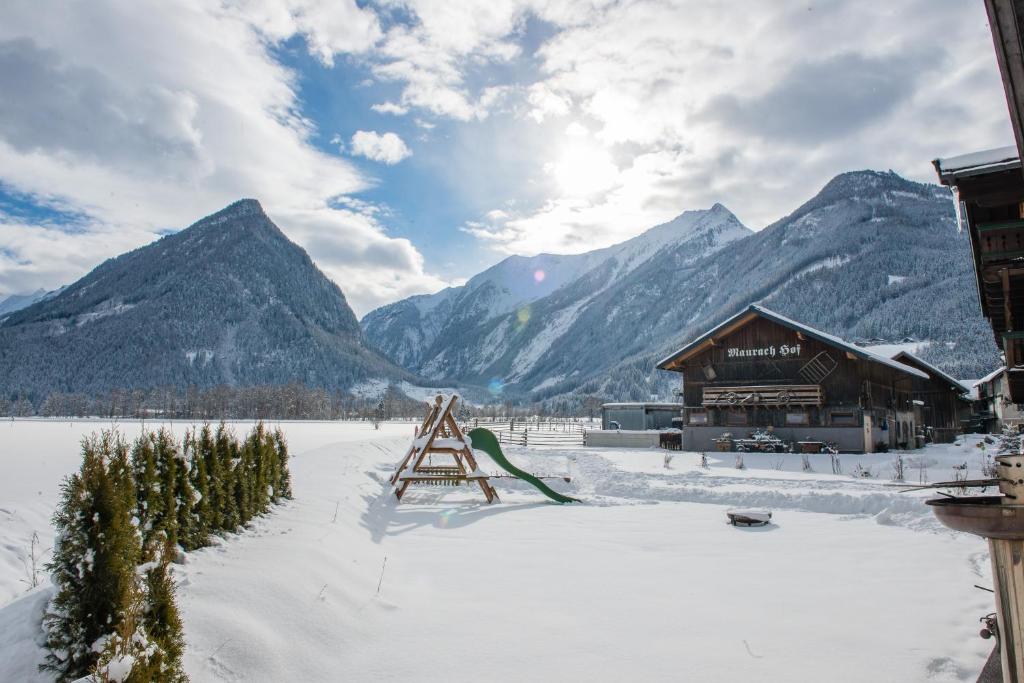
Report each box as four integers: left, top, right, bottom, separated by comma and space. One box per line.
1005, 333, 1024, 403
703, 384, 823, 407
978, 219, 1024, 264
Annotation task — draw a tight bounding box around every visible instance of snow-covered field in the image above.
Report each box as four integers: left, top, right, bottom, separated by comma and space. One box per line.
0, 419, 999, 681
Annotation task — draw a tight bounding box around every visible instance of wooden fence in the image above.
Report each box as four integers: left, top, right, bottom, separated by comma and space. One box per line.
460, 419, 587, 447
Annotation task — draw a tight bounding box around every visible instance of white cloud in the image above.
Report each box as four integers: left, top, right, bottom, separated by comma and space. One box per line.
225, 0, 382, 65
0, 0, 1014, 313
370, 101, 409, 115
462, 0, 1012, 253
349, 130, 412, 164
0, 0, 444, 315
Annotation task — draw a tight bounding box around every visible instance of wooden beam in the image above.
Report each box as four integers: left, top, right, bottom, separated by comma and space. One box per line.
662, 311, 758, 368
845, 351, 857, 360
986, 0, 1024, 165
1004, 267, 1015, 333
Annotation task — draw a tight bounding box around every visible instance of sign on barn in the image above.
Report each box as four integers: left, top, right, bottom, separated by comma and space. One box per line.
727, 344, 801, 359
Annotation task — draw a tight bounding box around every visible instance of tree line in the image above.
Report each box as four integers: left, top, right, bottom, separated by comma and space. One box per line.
0, 383, 615, 421
43, 423, 291, 682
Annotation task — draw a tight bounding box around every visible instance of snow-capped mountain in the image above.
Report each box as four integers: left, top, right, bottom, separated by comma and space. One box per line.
593, 170, 999, 401
0, 199, 414, 400
0, 287, 63, 318
363, 171, 1000, 403
361, 203, 752, 386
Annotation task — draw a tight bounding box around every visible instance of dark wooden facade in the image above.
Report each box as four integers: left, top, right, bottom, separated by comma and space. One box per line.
932, 0, 1024, 402
933, 155, 1024, 402
658, 306, 965, 452
891, 351, 973, 443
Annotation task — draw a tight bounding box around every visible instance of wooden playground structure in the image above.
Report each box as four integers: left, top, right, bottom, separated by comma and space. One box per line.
390, 394, 499, 503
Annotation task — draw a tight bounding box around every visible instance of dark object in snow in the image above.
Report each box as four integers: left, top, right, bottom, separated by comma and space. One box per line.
726, 509, 772, 527
734, 430, 786, 453
659, 431, 682, 450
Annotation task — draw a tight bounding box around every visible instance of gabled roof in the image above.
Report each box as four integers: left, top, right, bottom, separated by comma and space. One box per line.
889, 350, 970, 394
976, 365, 1007, 387
657, 304, 929, 380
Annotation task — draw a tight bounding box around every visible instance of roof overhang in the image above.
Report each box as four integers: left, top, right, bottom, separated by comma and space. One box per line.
890, 350, 971, 394
657, 304, 929, 380
986, 0, 1024, 163
933, 146, 1021, 183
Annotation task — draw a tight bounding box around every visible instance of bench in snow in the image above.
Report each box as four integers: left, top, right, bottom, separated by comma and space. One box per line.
726, 509, 772, 526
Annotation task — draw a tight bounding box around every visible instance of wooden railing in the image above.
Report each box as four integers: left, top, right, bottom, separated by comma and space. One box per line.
978, 220, 1024, 263
703, 384, 823, 406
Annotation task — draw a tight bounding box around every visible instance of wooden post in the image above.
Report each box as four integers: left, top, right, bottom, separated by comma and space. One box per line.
990, 537, 1024, 683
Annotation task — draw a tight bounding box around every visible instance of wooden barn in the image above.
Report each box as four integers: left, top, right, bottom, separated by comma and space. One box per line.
976, 365, 1024, 432
888, 350, 973, 443
656, 305, 969, 453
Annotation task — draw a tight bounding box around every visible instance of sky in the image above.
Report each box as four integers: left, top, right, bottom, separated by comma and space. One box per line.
0, 0, 1014, 317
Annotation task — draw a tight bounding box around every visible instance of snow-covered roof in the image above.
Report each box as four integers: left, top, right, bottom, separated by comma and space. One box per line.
889, 350, 970, 394
657, 304, 929, 380
933, 145, 1020, 181
976, 365, 1007, 387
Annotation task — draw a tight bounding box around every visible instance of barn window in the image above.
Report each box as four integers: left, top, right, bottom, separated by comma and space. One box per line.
726, 410, 748, 426
688, 409, 708, 425
831, 411, 857, 426
785, 411, 808, 426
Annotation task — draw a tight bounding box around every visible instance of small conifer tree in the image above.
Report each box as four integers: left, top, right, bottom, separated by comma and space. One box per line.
131, 433, 163, 562
234, 435, 254, 525
215, 424, 240, 531
184, 430, 212, 548
196, 425, 225, 531
249, 422, 271, 513
42, 432, 142, 680
139, 538, 187, 681
152, 431, 181, 551
272, 428, 292, 500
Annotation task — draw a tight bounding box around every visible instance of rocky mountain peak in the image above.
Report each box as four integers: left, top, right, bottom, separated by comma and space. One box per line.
0, 200, 412, 399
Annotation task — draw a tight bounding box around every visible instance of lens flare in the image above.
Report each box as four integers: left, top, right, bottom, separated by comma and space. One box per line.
488, 378, 505, 395
534, 269, 545, 283
438, 509, 455, 527
516, 305, 530, 327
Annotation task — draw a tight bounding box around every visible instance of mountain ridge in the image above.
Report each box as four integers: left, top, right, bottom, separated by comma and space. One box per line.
361, 203, 752, 378
362, 170, 1000, 404
0, 199, 414, 400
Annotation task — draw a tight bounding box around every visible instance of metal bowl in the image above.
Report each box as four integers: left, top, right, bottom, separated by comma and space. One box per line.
927, 496, 1024, 540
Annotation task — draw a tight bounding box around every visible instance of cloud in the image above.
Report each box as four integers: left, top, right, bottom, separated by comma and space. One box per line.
463, 0, 1011, 253
0, 0, 1015, 315
225, 0, 382, 65
371, 101, 409, 115
700, 52, 934, 144
349, 130, 412, 164
0, 38, 205, 173
0, 0, 444, 315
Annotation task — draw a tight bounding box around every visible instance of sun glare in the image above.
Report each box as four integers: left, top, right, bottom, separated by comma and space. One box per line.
548, 134, 619, 197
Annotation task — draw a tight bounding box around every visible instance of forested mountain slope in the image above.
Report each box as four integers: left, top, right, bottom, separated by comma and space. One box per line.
364, 171, 1000, 406
0, 199, 414, 400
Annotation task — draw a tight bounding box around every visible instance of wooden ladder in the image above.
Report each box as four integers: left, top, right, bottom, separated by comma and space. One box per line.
798, 352, 837, 383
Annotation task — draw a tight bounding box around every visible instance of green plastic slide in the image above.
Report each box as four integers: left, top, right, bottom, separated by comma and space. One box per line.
467, 428, 581, 504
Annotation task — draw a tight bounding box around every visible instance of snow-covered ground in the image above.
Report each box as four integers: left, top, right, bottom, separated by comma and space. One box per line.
0, 419, 999, 681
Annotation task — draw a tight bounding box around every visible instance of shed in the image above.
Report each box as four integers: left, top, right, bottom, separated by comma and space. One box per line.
601, 402, 683, 431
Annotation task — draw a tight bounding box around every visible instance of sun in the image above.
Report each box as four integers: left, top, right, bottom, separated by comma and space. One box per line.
547, 128, 619, 198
